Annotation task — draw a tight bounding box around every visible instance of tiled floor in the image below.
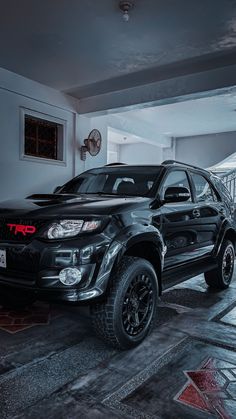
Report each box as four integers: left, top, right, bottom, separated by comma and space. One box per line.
1, 268, 236, 418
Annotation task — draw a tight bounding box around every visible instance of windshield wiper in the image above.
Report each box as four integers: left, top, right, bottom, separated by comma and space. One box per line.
79, 192, 119, 196
96, 192, 139, 197
72, 192, 141, 197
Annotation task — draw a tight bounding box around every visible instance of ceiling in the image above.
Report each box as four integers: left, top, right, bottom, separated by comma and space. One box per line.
118, 93, 236, 138
1, 0, 236, 100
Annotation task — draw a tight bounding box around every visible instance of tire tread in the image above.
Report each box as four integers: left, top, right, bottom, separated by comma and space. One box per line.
91, 256, 157, 349
205, 240, 235, 289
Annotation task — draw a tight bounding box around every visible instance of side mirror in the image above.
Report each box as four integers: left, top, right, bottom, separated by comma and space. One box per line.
164, 186, 191, 203
53, 186, 62, 194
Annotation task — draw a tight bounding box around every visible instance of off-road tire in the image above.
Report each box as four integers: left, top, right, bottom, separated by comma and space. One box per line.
205, 240, 235, 289
90, 256, 159, 349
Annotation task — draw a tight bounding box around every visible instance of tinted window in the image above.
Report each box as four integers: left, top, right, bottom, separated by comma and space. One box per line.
191, 173, 219, 202
161, 170, 192, 201
59, 167, 162, 197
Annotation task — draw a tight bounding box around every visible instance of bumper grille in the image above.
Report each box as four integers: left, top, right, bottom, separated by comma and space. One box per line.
0, 243, 41, 280
4, 246, 40, 272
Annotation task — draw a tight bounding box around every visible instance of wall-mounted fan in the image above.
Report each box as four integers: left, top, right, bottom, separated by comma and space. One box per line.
81, 129, 102, 161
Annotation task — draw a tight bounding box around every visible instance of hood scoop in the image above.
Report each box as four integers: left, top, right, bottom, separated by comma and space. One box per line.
26, 194, 77, 201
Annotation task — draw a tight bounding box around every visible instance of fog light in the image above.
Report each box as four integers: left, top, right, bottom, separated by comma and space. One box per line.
59, 268, 82, 286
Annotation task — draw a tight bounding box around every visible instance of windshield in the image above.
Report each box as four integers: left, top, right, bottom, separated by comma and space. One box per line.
58, 166, 162, 197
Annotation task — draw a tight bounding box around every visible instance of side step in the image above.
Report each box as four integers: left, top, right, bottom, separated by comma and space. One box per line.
162, 258, 217, 291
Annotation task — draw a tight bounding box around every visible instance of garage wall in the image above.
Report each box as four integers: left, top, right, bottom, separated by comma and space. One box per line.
175, 131, 236, 168
119, 143, 163, 165
0, 67, 83, 201
107, 141, 120, 164
76, 115, 109, 173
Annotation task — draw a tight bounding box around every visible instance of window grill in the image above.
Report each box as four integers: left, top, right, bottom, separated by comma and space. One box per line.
24, 115, 60, 160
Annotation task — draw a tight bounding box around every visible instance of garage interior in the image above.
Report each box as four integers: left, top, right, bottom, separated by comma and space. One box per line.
1, 1, 236, 418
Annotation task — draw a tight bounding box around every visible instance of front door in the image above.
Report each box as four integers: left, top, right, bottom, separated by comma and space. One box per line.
157, 169, 203, 268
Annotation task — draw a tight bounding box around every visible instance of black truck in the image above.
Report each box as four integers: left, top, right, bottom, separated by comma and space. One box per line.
0, 160, 235, 349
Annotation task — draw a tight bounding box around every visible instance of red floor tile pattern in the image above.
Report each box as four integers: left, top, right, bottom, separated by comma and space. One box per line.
176, 357, 236, 419
0, 303, 54, 333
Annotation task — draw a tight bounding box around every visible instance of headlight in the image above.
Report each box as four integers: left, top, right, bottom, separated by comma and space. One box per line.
47, 219, 101, 239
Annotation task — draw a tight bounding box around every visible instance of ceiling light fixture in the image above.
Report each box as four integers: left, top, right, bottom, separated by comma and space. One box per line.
119, 1, 134, 22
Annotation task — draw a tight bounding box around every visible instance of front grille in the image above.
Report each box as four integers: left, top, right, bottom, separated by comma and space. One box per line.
0, 218, 47, 243
4, 245, 41, 272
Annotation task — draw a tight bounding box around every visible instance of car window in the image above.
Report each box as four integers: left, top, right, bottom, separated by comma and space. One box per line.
59, 168, 162, 197
212, 176, 230, 202
191, 173, 219, 203
161, 170, 192, 201
113, 177, 134, 191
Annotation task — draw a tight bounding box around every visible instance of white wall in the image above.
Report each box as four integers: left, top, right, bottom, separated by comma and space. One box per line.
76, 115, 108, 172
0, 68, 126, 203
0, 67, 84, 200
119, 143, 163, 165
175, 131, 236, 168
107, 141, 119, 164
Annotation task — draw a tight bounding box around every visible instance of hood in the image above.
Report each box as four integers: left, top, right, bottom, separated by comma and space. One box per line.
0, 193, 150, 219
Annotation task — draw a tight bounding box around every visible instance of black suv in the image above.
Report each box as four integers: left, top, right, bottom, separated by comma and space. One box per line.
0, 161, 235, 349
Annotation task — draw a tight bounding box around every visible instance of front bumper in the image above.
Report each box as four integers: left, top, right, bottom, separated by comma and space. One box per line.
0, 234, 121, 303
0, 276, 107, 303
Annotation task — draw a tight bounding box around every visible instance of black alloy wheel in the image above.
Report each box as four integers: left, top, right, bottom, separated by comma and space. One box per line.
205, 240, 235, 289
90, 256, 159, 349
122, 274, 154, 337
222, 243, 235, 284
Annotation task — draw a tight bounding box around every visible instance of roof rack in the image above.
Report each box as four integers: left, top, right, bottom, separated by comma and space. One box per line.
161, 160, 209, 173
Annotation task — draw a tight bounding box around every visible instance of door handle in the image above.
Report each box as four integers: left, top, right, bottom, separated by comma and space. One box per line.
192, 209, 201, 218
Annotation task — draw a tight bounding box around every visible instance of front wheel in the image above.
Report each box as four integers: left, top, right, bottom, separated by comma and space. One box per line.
90, 256, 159, 349
205, 240, 235, 289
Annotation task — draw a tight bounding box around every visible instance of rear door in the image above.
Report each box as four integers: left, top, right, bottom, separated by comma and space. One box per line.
189, 171, 224, 255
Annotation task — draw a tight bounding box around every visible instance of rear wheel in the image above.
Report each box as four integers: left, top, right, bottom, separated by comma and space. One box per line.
90, 256, 159, 349
205, 240, 235, 289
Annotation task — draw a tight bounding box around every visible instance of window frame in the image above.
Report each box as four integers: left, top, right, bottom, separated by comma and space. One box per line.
188, 170, 222, 203
20, 108, 67, 166
158, 168, 194, 202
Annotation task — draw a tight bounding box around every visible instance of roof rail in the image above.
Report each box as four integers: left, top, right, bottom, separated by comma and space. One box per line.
161, 160, 209, 173
105, 162, 127, 166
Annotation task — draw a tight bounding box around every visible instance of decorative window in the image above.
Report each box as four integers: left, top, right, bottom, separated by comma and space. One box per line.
21, 109, 66, 164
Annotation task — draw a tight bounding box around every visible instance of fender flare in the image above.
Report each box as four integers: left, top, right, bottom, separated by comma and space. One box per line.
114, 223, 164, 261
96, 224, 165, 294
214, 220, 236, 257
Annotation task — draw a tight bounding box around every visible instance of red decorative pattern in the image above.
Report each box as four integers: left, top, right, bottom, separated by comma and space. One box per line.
0, 303, 59, 333
176, 357, 236, 419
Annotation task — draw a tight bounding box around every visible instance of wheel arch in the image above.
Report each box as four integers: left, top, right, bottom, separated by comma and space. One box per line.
123, 240, 163, 294
223, 228, 236, 251
216, 225, 236, 256
108, 230, 164, 295
97, 227, 165, 297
